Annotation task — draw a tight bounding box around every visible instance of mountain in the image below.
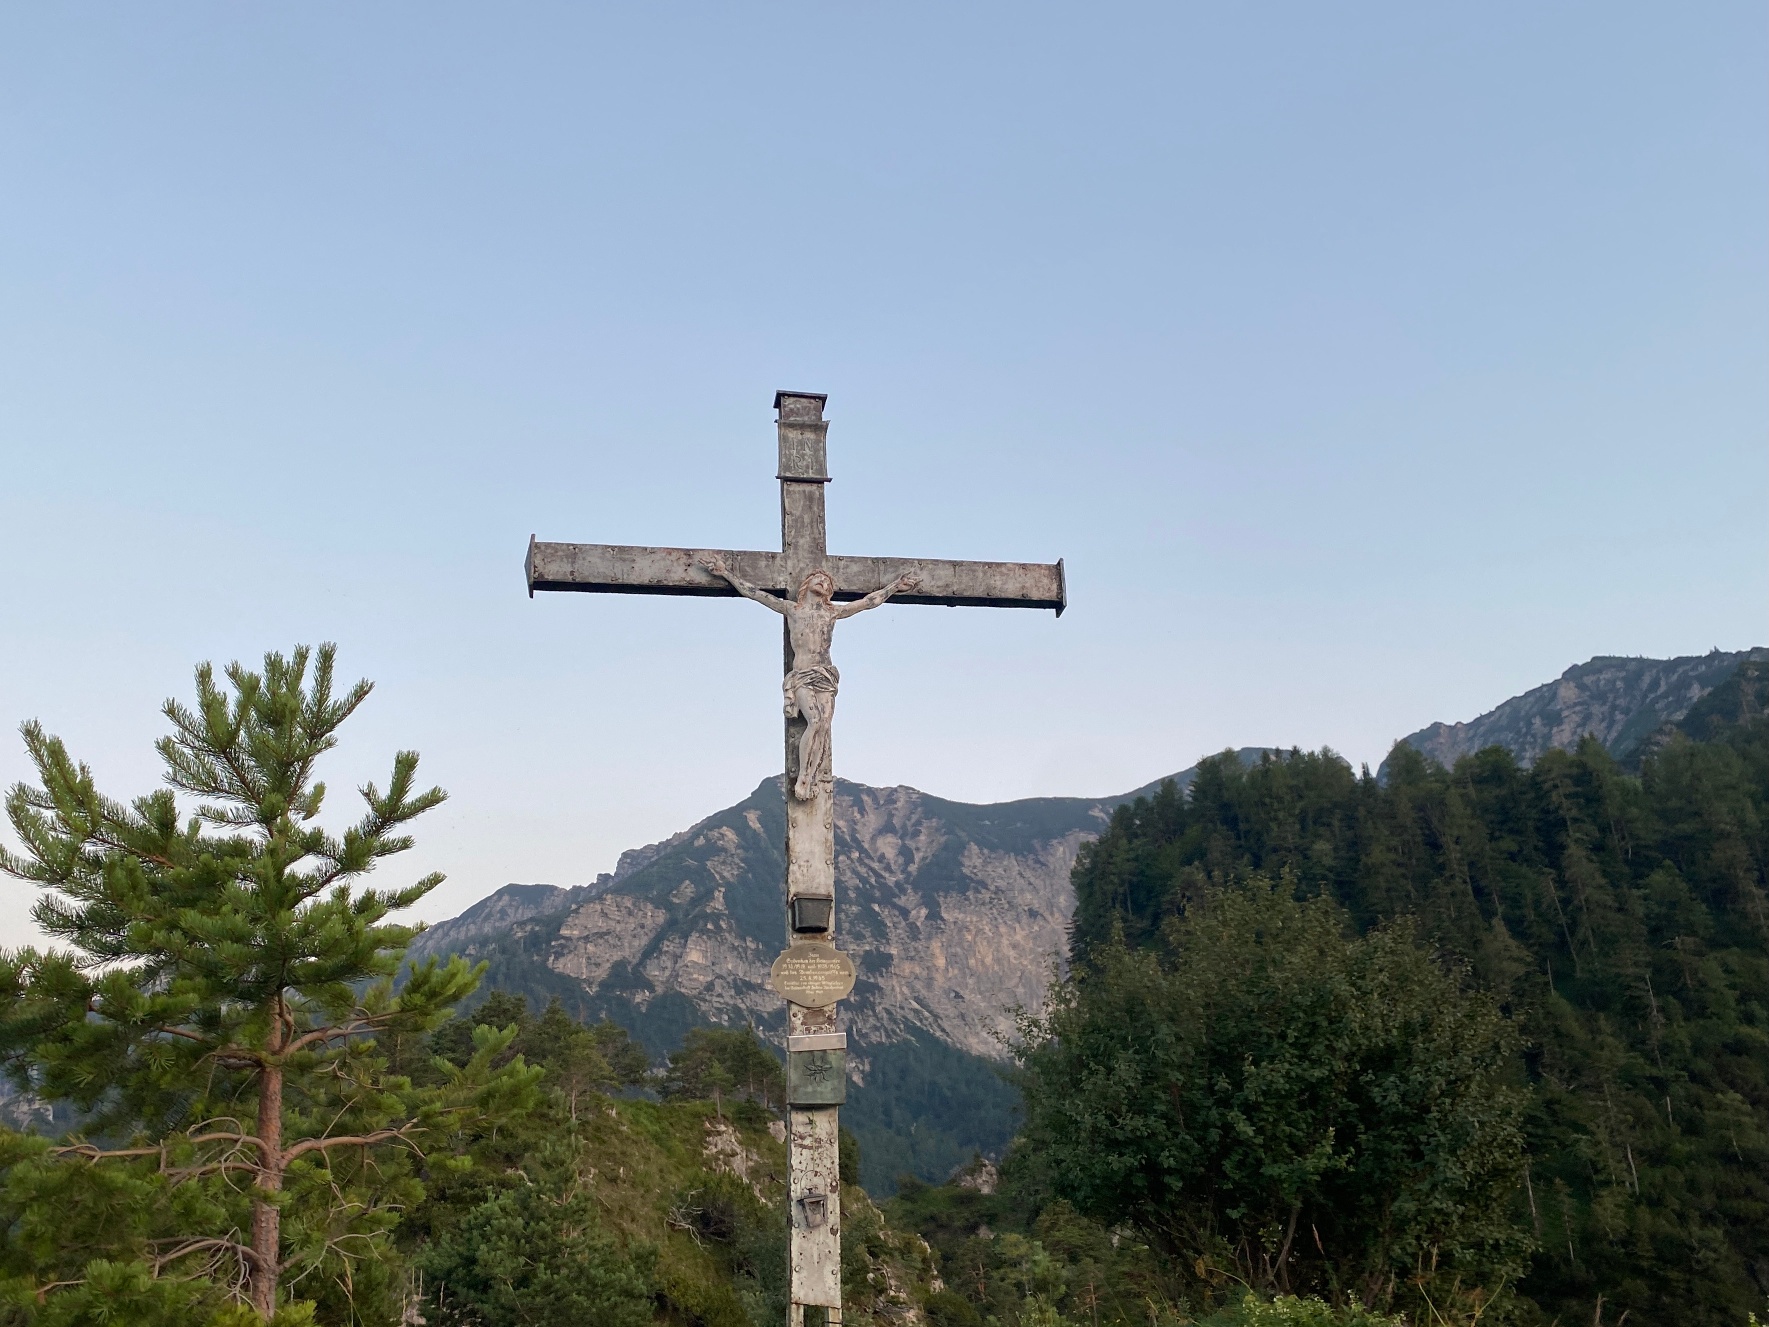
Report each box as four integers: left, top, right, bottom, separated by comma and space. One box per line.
409, 761, 1260, 1057
415, 650, 1768, 1191
409, 757, 1267, 1191
1641, 654, 1769, 753
1384, 647, 1766, 778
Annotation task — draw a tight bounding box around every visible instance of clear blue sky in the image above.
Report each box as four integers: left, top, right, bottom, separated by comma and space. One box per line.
2, 4, 1763, 941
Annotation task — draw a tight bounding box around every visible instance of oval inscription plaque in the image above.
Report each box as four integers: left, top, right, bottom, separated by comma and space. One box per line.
769, 943, 857, 1008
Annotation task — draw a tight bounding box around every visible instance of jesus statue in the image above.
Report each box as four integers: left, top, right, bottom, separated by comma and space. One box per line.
700, 556, 921, 801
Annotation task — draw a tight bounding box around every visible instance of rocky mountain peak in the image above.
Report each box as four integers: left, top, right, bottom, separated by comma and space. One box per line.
416, 775, 1128, 1063
1385, 647, 1766, 778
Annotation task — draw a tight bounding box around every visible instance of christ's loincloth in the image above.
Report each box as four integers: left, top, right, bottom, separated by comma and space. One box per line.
784, 663, 840, 719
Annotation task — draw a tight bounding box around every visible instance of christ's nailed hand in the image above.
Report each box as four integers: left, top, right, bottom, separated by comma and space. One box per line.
897, 572, 922, 593
700, 555, 730, 579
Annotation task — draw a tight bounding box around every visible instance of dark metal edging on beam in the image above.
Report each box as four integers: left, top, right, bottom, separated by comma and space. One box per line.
525, 539, 1066, 612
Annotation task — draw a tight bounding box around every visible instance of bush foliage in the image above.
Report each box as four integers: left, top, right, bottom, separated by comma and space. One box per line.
1020, 878, 1529, 1318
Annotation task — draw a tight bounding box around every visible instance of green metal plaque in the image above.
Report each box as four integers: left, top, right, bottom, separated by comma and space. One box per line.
787, 1048, 847, 1106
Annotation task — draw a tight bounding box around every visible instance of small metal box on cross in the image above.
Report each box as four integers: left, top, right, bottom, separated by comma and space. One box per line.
525, 391, 1064, 1324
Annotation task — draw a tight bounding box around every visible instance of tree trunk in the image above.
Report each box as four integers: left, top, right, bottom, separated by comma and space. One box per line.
251, 1053, 285, 1316
1274, 1202, 1301, 1293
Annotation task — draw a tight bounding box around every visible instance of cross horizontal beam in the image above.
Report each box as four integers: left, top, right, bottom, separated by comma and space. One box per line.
525, 539, 1066, 614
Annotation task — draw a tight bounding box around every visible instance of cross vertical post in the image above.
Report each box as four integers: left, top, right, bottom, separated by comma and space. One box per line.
523, 390, 1064, 1324
775, 392, 843, 1320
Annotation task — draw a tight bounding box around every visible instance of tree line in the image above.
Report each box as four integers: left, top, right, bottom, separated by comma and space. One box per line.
1, 643, 1763, 1325
1009, 676, 1769, 1325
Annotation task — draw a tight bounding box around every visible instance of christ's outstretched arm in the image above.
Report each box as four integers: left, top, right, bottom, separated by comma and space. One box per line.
700, 555, 790, 613
834, 571, 921, 620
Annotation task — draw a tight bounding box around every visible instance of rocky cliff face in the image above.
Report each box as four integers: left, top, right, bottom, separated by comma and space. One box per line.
418, 652, 1769, 1064
1387, 648, 1766, 777
413, 776, 1137, 1063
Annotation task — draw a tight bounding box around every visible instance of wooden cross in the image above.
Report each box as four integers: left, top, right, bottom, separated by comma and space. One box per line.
525, 390, 1064, 1322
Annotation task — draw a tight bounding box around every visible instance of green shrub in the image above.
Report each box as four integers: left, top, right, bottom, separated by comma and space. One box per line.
925, 1288, 984, 1327
1199, 1293, 1403, 1326
1021, 876, 1529, 1316
418, 1149, 652, 1327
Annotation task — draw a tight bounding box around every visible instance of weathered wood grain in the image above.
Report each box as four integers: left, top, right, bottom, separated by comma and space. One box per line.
526, 540, 1065, 613
789, 1106, 842, 1308
826, 553, 1065, 613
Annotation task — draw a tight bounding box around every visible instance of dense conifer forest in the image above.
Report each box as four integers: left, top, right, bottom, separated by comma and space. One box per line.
1050, 663, 1769, 1325
0, 648, 1764, 1325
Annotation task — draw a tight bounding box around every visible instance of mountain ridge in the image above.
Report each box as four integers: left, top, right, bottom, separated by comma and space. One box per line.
409, 760, 1251, 1057
1383, 647, 1766, 778
406, 767, 1253, 1190
411, 651, 1765, 1188
420, 648, 1769, 1061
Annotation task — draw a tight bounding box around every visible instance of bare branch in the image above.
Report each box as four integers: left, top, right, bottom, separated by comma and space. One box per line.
55, 1127, 268, 1180
33, 1278, 87, 1297
162, 1157, 265, 1183
282, 1125, 422, 1164
53, 1142, 164, 1162
285, 1015, 396, 1054
139, 1025, 263, 1068
151, 1025, 210, 1044
146, 1235, 261, 1274
180, 1129, 259, 1149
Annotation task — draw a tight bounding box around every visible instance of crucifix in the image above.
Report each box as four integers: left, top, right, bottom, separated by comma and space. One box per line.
526, 390, 1064, 1323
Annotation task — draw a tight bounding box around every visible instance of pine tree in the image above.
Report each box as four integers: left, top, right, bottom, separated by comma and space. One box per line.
661, 1026, 784, 1115
525, 999, 616, 1121
0, 644, 539, 1319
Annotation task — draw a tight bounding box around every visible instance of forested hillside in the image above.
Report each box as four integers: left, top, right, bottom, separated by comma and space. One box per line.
4, 645, 1765, 1326
1052, 691, 1769, 1325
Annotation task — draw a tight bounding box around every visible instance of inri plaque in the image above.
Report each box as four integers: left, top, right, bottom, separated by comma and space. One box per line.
769, 943, 857, 1008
